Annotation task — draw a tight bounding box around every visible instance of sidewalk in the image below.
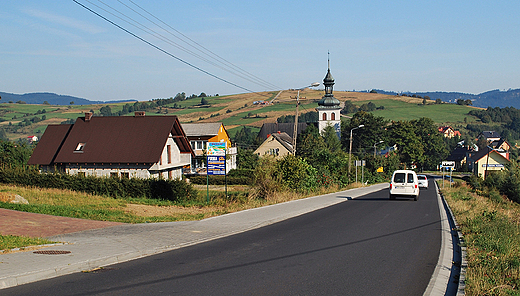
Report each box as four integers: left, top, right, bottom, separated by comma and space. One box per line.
0, 183, 451, 292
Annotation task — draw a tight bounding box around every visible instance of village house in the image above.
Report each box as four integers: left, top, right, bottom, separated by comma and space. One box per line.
28, 112, 193, 180
181, 122, 237, 174
468, 146, 510, 179
438, 126, 461, 138
254, 131, 294, 158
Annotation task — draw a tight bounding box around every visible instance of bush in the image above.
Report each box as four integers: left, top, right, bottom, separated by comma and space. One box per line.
188, 175, 252, 185
0, 166, 197, 202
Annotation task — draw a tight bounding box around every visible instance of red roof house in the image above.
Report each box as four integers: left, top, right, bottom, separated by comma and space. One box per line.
28, 112, 193, 180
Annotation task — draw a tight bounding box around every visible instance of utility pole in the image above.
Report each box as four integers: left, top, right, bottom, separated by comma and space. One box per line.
292, 91, 305, 155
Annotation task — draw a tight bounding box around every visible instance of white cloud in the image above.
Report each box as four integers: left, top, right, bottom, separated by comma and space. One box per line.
23, 8, 104, 34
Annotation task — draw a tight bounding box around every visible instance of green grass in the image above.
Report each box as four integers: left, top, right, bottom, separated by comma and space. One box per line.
352, 99, 477, 124
170, 106, 224, 116
441, 182, 520, 295
0, 234, 55, 252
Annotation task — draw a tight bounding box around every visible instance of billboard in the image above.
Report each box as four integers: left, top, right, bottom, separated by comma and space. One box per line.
207, 142, 226, 156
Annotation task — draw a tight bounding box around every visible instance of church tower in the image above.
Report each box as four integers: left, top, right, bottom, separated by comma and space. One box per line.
316, 56, 341, 138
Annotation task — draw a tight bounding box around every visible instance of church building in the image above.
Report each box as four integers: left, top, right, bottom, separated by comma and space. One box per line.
316, 60, 341, 138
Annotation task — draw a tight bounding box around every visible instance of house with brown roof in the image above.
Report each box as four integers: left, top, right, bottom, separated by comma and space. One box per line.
28, 112, 193, 180
254, 132, 294, 158
181, 122, 237, 174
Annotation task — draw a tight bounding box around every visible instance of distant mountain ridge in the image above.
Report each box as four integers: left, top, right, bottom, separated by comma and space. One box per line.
0, 92, 137, 105
373, 88, 520, 109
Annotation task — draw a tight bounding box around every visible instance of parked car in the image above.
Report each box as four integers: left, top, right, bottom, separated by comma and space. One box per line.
417, 174, 428, 189
389, 170, 420, 201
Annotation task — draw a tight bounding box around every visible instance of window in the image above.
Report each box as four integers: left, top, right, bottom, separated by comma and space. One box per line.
110, 172, 119, 178
167, 145, 172, 164
77, 172, 86, 177
190, 141, 196, 150
196, 141, 203, 150
75, 143, 86, 152
121, 172, 129, 179
331, 113, 336, 120
393, 173, 405, 183
168, 170, 172, 180
322, 113, 327, 121
407, 173, 415, 183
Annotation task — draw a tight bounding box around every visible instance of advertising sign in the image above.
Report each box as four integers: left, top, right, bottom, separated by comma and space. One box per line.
207, 155, 226, 175
207, 142, 226, 156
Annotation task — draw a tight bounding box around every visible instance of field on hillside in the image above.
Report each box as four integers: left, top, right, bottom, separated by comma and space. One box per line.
0, 90, 483, 141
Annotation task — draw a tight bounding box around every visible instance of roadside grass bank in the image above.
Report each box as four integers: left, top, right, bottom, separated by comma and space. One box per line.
0, 182, 355, 251
0, 235, 54, 253
440, 180, 520, 295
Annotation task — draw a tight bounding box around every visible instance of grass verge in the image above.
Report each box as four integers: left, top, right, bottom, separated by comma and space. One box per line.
0, 183, 351, 251
0, 235, 55, 253
440, 181, 520, 295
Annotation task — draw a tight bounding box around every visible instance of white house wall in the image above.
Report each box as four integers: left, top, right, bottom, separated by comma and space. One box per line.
63, 137, 190, 180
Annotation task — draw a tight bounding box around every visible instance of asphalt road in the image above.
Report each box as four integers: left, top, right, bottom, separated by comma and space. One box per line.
5, 180, 441, 295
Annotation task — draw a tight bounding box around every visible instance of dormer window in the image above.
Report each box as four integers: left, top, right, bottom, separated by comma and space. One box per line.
75, 143, 86, 152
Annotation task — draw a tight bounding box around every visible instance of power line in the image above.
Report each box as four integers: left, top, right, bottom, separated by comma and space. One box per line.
74, 0, 278, 95
91, 0, 278, 90
120, 0, 280, 90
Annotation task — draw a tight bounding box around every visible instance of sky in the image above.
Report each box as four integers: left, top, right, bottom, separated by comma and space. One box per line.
1, 1, 519, 102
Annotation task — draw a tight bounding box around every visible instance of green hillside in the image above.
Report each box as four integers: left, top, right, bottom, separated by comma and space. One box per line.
0, 90, 483, 142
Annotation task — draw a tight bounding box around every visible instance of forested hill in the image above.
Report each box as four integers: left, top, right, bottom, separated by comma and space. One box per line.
374, 88, 520, 109
0, 92, 136, 105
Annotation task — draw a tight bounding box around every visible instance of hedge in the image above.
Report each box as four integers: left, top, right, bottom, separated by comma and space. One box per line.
0, 166, 197, 202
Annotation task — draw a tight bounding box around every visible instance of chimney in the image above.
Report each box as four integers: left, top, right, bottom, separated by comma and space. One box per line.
85, 112, 93, 122
135, 111, 145, 117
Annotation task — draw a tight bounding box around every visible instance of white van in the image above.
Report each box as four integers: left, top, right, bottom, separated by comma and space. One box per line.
389, 170, 420, 201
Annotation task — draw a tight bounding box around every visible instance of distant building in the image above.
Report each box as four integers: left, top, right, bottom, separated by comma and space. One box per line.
254, 132, 294, 158
27, 135, 38, 143
479, 131, 501, 143
316, 59, 341, 138
438, 126, 461, 138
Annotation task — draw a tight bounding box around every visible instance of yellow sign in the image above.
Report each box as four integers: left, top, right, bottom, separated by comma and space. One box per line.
377, 167, 384, 173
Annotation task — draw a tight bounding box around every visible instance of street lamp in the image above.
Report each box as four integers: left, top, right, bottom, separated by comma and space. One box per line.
293, 82, 320, 155
373, 140, 384, 157
348, 124, 364, 173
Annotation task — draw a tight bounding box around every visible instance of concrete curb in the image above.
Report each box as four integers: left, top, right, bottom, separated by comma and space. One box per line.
423, 181, 466, 296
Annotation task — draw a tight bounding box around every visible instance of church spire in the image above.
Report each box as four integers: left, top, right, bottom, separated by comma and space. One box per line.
318, 53, 339, 108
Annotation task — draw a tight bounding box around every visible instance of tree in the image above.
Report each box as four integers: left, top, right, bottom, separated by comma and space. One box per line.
341, 100, 357, 114
200, 97, 209, 105
296, 124, 326, 160
321, 124, 341, 153
277, 155, 317, 191
99, 105, 112, 116
174, 92, 185, 101
411, 117, 448, 170
387, 120, 425, 167
70, 101, 75, 105
341, 111, 389, 155
236, 148, 259, 170
233, 126, 261, 149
